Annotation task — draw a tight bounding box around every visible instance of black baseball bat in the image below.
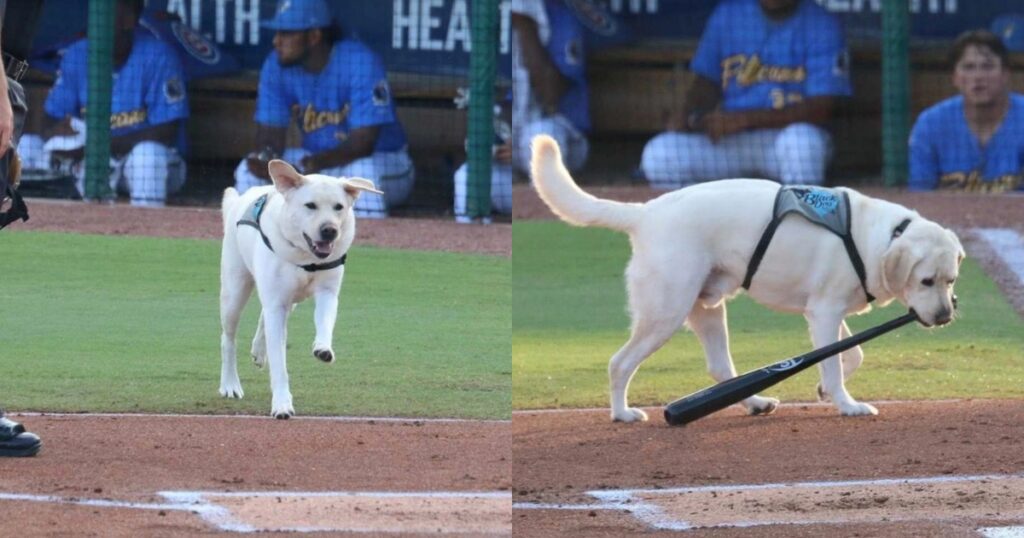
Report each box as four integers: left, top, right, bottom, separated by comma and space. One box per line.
664, 310, 920, 426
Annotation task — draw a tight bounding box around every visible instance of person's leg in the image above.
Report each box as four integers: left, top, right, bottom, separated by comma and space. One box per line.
452, 162, 470, 222
234, 148, 308, 194
337, 150, 414, 219
123, 141, 177, 207
0, 408, 41, 457
772, 123, 832, 185
15, 133, 47, 170
491, 162, 513, 215
641, 131, 767, 189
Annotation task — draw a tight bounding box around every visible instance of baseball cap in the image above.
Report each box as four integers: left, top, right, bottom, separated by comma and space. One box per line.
261, 0, 333, 31
991, 14, 1024, 52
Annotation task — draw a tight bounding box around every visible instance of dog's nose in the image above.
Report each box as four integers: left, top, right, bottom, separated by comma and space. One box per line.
935, 307, 953, 326
320, 226, 338, 242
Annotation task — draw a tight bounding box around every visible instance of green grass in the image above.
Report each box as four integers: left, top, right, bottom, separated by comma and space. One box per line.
513, 221, 1024, 410
0, 232, 510, 419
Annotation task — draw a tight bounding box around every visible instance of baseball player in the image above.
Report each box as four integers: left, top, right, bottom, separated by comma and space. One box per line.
235, 0, 412, 219
909, 30, 1024, 193
2, 0, 45, 457
18, 0, 188, 207
641, 0, 852, 188
453, 91, 512, 223
511, 0, 590, 175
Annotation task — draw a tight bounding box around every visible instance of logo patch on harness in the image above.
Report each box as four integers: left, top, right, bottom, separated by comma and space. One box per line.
795, 188, 839, 218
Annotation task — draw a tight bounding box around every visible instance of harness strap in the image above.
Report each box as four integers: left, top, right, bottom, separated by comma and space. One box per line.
741, 189, 786, 291
742, 187, 875, 303
236, 193, 347, 273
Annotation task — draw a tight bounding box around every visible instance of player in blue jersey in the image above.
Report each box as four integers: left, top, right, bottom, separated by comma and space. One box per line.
453, 90, 512, 223
909, 30, 1024, 193
511, 0, 590, 175
18, 0, 188, 207
641, 0, 851, 188
235, 0, 413, 219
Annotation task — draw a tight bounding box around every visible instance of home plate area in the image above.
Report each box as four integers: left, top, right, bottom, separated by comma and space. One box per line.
515, 474, 1024, 535
166, 490, 512, 533
0, 489, 512, 534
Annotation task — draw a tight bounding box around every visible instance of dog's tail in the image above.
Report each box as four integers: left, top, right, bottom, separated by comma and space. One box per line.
221, 187, 240, 234
530, 135, 641, 233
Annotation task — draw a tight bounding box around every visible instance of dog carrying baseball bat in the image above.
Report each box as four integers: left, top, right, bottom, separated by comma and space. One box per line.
664, 310, 920, 426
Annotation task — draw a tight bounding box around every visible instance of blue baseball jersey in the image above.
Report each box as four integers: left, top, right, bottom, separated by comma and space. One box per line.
691, 0, 852, 112
545, 0, 590, 132
511, 0, 590, 132
255, 39, 407, 154
45, 30, 188, 137
909, 94, 1024, 192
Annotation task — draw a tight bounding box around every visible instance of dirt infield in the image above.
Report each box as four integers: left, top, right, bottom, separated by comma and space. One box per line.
2, 199, 511, 536
513, 400, 1024, 537
0, 414, 510, 536
513, 185, 1024, 536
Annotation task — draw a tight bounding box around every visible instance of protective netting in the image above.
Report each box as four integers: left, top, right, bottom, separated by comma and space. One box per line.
14, 0, 513, 217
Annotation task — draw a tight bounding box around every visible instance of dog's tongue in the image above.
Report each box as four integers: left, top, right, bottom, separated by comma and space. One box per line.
314, 241, 332, 256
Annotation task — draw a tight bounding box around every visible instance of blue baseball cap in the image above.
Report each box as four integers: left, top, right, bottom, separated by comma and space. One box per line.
261, 0, 333, 31
991, 14, 1024, 52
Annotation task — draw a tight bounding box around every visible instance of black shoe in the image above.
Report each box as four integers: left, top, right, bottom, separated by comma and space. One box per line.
0, 415, 42, 457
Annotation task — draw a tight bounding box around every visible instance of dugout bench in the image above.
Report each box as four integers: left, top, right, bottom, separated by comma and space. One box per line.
581, 41, 1024, 185
19, 70, 469, 211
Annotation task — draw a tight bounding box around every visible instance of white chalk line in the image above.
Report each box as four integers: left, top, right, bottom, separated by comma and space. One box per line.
513, 473, 1024, 532
975, 228, 1024, 285
0, 489, 512, 534
9, 411, 509, 424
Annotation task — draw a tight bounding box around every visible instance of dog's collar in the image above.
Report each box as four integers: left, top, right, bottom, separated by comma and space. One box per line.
236, 193, 347, 273
892, 218, 912, 239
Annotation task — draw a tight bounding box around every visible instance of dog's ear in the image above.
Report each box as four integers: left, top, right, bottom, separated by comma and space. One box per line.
342, 177, 384, 198
881, 239, 916, 296
267, 160, 305, 193
946, 229, 966, 265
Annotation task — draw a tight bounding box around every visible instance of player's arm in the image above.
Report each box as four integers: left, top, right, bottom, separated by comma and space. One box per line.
512, 12, 570, 115
301, 125, 378, 173
697, 97, 835, 142
245, 123, 288, 181
668, 75, 721, 131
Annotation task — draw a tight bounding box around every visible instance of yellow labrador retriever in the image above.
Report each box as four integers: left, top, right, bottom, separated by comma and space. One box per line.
219, 160, 381, 419
530, 135, 963, 422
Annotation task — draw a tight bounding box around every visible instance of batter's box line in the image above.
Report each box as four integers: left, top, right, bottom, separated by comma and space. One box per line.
513, 472, 1024, 532
158, 490, 512, 534
0, 490, 511, 534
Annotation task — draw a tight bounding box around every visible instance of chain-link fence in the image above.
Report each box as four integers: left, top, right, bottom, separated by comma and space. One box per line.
15, 0, 512, 219
514, 0, 1024, 195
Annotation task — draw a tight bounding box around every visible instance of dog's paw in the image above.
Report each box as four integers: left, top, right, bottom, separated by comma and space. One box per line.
838, 401, 878, 417
219, 383, 244, 399
745, 396, 779, 416
250, 343, 266, 369
816, 383, 830, 402
612, 407, 649, 423
312, 347, 334, 363
271, 395, 294, 420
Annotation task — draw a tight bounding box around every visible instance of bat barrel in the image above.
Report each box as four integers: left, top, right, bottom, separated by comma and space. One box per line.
664, 310, 919, 426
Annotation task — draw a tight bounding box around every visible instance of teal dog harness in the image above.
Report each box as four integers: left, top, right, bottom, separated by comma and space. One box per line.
742, 186, 874, 302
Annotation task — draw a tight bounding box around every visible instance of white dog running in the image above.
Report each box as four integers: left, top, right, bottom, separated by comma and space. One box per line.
219, 159, 382, 419
530, 135, 964, 423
